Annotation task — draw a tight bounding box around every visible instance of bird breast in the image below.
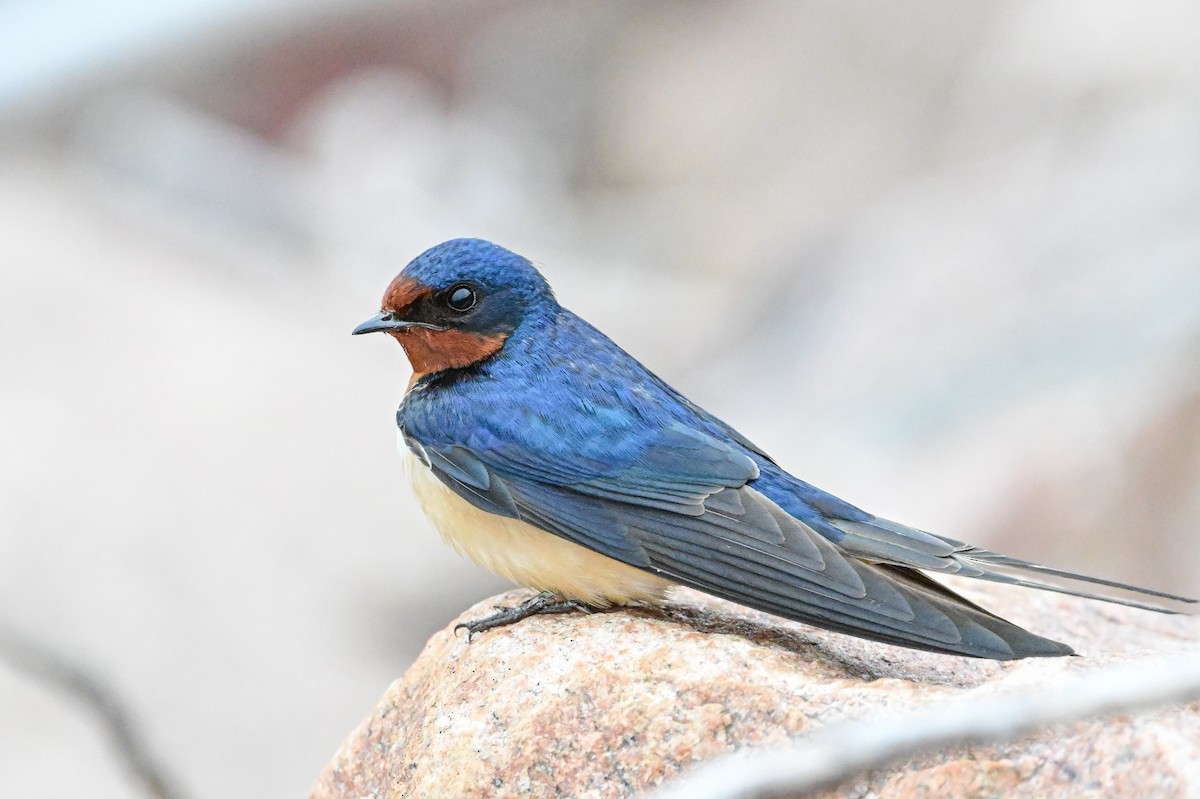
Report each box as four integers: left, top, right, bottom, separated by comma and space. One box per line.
401, 442, 671, 607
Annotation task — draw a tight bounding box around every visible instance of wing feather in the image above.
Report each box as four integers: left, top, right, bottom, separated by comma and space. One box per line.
404, 425, 1074, 659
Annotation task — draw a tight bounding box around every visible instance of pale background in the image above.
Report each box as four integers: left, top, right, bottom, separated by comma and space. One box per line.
2, 2, 1199, 797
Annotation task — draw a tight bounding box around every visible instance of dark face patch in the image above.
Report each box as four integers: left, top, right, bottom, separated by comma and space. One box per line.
380, 276, 516, 378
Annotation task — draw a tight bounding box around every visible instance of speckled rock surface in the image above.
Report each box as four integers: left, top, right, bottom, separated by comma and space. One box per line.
309, 584, 1200, 799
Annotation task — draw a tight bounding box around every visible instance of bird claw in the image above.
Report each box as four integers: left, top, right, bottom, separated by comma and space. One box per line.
454, 591, 601, 641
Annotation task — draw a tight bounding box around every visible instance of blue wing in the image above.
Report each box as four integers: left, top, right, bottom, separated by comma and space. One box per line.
401, 409, 1074, 660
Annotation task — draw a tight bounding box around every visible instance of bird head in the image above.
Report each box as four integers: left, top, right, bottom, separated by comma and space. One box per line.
352, 239, 557, 379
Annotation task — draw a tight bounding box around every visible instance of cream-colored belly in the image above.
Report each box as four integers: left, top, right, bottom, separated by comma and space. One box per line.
403, 446, 671, 606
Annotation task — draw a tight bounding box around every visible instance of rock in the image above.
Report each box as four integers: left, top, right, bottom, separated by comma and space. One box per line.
309, 583, 1200, 799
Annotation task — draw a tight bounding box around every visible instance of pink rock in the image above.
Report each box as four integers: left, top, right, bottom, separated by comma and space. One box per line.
309, 584, 1199, 799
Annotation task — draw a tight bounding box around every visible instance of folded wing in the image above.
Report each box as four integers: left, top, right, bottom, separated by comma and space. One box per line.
405, 422, 1078, 659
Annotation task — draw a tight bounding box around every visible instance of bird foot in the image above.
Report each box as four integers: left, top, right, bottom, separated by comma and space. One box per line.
454, 591, 598, 641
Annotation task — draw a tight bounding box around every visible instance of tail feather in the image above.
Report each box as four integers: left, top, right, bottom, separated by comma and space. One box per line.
828, 517, 1197, 615
944, 538, 1198, 608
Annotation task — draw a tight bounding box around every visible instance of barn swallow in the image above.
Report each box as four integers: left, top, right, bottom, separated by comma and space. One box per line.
353, 238, 1195, 660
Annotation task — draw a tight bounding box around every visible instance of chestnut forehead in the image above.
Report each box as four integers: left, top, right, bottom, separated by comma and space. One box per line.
382, 275, 433, 311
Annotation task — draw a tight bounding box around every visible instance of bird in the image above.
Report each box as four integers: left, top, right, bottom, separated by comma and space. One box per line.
352, 238, 1195, 660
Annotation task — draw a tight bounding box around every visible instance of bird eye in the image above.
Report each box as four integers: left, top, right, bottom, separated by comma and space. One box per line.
445, 284, 477, 312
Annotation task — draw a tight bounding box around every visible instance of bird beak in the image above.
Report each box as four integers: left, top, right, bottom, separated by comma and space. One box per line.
351, 312, 446, 336
352, 311, 407, 336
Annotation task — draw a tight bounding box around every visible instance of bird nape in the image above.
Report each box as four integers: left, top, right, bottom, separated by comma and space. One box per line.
353, 238, 1197, 661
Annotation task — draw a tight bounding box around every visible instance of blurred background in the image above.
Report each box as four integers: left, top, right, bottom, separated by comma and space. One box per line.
2, 1, 1199, 797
